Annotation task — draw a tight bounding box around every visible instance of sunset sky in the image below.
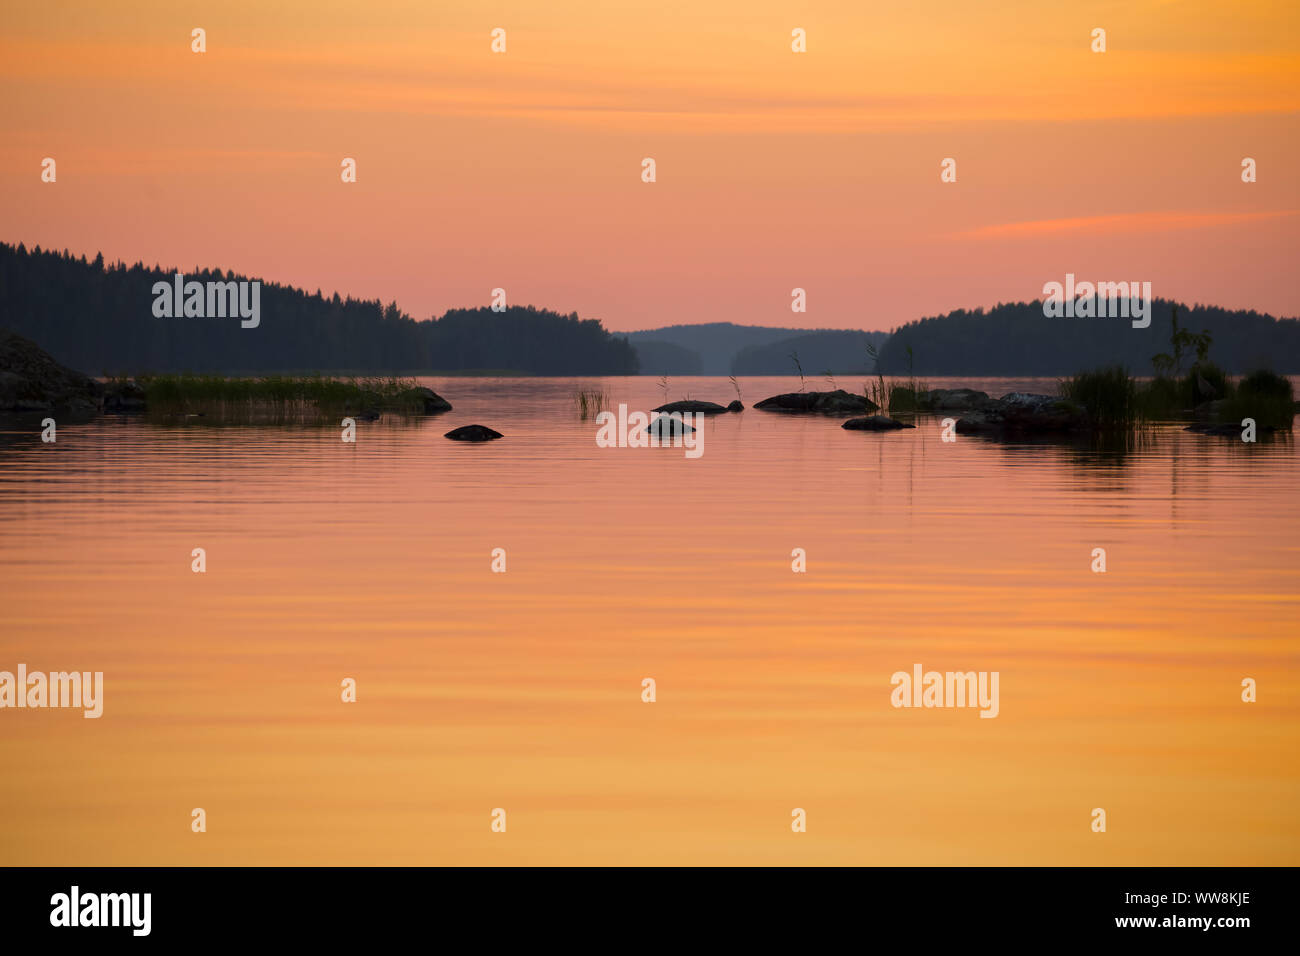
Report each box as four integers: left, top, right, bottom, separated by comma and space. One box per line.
3, 0, 1298, 331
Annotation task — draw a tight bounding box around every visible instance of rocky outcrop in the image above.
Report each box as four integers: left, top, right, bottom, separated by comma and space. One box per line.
400, 386, 452, 413
754, 389, 877, 415
0, 329, 103, 412
444, 424, 503, 441
956, 393, 1087, 434
726, 400, 744, 412
843, 415, 915, 431
652, 400, 729, 415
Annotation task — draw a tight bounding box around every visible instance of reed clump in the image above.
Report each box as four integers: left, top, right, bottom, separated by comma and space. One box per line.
573, 386, 612, 420
1222, 369, 1295, 429
1061, 365, 1294, 431
135, 373, 423, 422
1060, 365, 1140, 428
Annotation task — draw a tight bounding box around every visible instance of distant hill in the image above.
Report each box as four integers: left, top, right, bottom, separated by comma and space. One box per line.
630, 340, 704, 376
0, 242, 639, 375
730, 330, 891, 376
625, 322, 829, 374
877, 300, 1300, 375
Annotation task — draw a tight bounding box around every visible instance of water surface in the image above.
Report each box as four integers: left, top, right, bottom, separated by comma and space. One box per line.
1, 376, 1296, 864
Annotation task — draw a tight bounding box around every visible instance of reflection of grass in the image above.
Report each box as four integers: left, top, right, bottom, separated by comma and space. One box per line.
134, 373, 424, 422
574, 387, 611, 420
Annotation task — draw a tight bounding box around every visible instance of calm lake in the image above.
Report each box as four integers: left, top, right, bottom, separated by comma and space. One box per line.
1, 375, 1297, 864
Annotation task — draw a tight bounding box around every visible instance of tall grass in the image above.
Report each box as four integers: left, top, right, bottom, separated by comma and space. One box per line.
574, 387, 612, 420
788, 351, 806, 392
886, 344, 928, 413
1064, 365, 1294, 431
136, 373, 423, 422
863, 342, 889, 414
1060, 365, 1140, 428
1222, 369, 1294, 429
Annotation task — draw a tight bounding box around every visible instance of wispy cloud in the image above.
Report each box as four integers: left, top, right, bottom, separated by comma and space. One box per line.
954, 210, 1300, 240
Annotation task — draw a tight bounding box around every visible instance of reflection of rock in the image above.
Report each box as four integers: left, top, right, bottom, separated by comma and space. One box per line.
726, 400, 744, 412
0, 329, 103, 412
400, 386, 452, 413
843, 415, 914, 431
652, 400, 728, 415
1186, 422, 1275, 437
754, 389, 876, 415
104, 380, 147, 413
923, 388, 989, 411
646, 414, 696, 438
445, 424, 503, 441
956, 393, 1086, 434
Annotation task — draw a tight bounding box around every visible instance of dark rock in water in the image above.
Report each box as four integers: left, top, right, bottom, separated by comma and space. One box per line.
956, 393, 1086, 434
0, 328, 103, 412
400, 386, 452, 413
924, 388, 990, 411
445, 424, 503, 441
349, 409, 380, 422
652, 400, 728, 415
104, 380, 147, 413
646, 413, 696, 438
843, 415, 915, 431
726, 400, 744, 412
754, 389, 877, 415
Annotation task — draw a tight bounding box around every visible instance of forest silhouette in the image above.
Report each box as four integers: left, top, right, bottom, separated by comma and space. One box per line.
3, 242, 1297, 376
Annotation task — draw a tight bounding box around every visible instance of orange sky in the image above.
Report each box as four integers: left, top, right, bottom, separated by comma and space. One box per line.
2, 0, 1298, 331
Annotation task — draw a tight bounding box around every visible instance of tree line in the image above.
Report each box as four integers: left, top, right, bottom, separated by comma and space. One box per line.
0, 243, 640, 375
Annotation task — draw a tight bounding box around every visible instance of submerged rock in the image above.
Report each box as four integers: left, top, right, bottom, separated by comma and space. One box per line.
349, 409, 380, 422
400, 386, 452, 413
646, 414, 696, 437
445, 424, 503, 441
956, 393, 1086, 434
842, 415, 915, 431
652, 400, 728, 415
754, 389, 877, 415
0, 328, 103, 412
